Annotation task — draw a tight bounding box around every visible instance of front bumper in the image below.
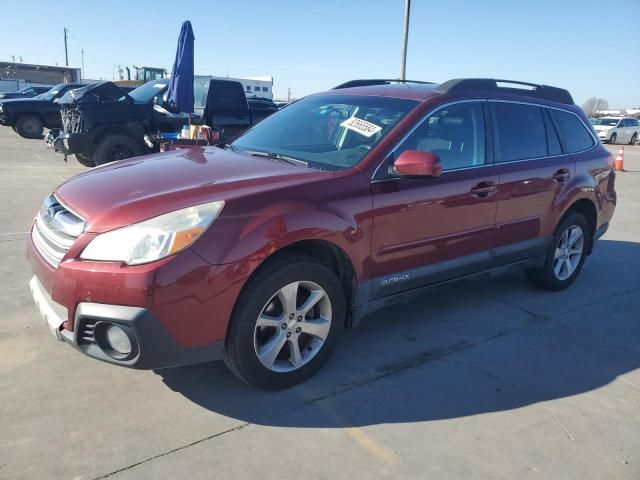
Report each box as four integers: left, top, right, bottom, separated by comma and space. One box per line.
53, 132, 91, 156
29, 274, 224, 369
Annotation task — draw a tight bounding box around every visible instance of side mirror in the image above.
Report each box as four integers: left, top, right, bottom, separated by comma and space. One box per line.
393, 150, 442, 177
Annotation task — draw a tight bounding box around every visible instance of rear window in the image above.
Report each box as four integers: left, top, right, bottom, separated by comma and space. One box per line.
493, 103, 546, 162
210, 81, 247, 110
550, 110, 595, 153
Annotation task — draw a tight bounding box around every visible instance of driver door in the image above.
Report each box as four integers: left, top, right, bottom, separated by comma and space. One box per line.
369, 100, 498, 297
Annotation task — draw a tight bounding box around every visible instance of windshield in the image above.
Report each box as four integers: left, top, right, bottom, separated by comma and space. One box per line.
36, 84, 64, 101
128, 79, 169, 104
592, 118, 620, 126
231, 94, 418, 170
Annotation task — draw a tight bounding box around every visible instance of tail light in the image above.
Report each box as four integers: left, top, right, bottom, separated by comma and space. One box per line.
606, 153, 615, 169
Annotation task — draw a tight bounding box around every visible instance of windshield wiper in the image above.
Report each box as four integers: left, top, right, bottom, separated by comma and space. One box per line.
225, 143, 238, 152
244, 150, 308, 167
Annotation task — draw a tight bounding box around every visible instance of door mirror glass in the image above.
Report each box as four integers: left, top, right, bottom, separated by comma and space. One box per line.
393, 150, 442, 177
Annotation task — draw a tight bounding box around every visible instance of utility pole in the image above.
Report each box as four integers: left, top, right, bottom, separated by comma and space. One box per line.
287, 88, 291, 102
400, 0, 411, 81
81, 49, 85, 79
63, 28, 69, 66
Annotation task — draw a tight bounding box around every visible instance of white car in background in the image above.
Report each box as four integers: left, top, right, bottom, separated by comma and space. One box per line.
592, 117, 640, 144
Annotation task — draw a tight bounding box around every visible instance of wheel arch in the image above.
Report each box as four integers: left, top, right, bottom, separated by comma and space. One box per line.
90, 123, 147, 151
240, 238, 358, 327
560, 198, 598, 254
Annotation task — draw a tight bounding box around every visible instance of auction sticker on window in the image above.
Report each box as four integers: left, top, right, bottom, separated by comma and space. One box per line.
340, 117, 382, 137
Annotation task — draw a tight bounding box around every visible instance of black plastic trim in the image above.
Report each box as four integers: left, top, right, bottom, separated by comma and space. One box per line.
333, 79, 436, 89
351, 238, 550, 325
436, 78, 574, 105
60, 303, 224, 370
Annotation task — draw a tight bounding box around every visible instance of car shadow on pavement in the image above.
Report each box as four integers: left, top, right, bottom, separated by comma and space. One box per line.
155, 239, 640, 428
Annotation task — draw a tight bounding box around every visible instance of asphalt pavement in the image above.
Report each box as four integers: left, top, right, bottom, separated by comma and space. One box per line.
0, 129, 639, 480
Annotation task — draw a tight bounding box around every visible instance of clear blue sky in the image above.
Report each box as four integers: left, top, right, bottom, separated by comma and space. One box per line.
2, 0, 638, 106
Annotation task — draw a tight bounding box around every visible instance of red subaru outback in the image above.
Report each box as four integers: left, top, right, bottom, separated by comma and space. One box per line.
28, 78, 616, 389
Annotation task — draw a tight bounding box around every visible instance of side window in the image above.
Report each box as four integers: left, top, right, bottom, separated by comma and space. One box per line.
493, 102, 546, 162
393, 101, 486, 171
632, 119, 640, 127
549, 109, 595, 153
543, 109, 563, 155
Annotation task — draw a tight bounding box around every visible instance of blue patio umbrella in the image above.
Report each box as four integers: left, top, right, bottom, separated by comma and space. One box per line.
167, 20, 195, 113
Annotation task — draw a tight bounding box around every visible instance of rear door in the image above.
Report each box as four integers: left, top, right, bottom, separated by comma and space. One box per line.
631, 119, 640, 143
370, 100, 499, 297
490, 101, 575, 264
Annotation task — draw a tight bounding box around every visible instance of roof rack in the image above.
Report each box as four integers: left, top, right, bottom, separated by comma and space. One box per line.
333, 79, 436, 89
436, 78, 574, 105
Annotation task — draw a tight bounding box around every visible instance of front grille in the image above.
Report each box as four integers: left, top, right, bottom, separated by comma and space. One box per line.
31, 195, 85, 268
61, 106, 82, 133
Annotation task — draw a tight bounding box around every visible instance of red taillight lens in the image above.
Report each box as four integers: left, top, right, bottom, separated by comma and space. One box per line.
606, 154, 615, 169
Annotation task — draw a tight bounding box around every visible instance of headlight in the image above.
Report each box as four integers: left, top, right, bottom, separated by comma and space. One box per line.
80, 200, 224, 265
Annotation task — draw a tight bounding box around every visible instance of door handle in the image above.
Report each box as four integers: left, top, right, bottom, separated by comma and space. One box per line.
470, 181, 497, 198
553, 169, 571, 183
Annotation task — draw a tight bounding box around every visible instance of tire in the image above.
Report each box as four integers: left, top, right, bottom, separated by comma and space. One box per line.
15, 115, 43, 138
609, 132, 617, 144
526, 212, 591, 291
223, 254, 345, 389
92, 134, 143, 166
74, 153, 94, 167
630, 133, 637, 146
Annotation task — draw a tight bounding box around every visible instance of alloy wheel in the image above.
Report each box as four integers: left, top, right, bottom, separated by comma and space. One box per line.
253, 281, 332, 373
553, 225, 584, 281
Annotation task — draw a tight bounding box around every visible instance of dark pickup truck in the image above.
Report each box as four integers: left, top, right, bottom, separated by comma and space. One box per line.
0, 85, 52, 100
0, 83, 87, 138
53, 78, 275, 167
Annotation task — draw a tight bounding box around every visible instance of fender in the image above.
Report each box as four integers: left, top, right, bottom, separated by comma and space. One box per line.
190, 171, 373, 282
89, 122, 148, 149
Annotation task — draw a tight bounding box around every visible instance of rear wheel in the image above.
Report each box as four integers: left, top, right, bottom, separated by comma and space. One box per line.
630, 133, 637, 145
92, 134, 143, 166
526, 212, 590, 291
223, 254, 345, 389
74, 153, 94, 167
15, 115, 43, 138
609, 132, 617, 144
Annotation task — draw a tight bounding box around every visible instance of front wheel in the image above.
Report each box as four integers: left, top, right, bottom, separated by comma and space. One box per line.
92, 134, 143, 166
74, 153, 94, 167
630, 133, 637, 145
223, 254, 345, 389
15, 115, 43, 138
609, 133, 617, 144
526, 212, 590, 291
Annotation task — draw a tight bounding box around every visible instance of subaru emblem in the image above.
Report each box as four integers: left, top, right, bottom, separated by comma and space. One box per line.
44, 206, 56, 223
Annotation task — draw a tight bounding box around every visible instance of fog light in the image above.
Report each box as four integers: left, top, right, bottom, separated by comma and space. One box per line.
106, 325, 132, 355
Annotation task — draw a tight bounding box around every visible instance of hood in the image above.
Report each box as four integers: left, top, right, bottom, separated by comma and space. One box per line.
59, 81, 129, 105
593, 125, 615, 132
55, 147, 334, 233
0, 97, 47, 107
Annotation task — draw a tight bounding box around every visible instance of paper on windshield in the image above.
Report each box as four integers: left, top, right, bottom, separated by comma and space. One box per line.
340, 117, 382, 138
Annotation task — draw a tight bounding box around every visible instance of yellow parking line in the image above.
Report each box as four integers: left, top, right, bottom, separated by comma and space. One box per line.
312, 396, 397, 464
